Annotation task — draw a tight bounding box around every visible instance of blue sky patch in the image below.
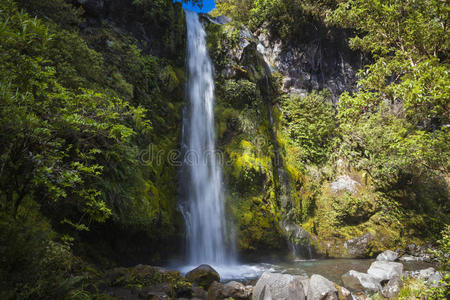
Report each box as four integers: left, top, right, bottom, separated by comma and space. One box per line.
174, 0, 216, 13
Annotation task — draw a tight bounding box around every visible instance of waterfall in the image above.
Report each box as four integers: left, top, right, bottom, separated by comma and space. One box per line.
180, 10, 232, 266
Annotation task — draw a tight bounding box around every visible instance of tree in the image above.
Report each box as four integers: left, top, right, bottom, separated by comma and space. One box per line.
330, 0, 449, 216
0, 0, 150, 228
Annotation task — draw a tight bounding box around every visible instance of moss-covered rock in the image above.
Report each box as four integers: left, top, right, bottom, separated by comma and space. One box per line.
185, 264, 220, 290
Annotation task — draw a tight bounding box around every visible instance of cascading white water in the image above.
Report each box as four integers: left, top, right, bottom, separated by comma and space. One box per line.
181, 10, 232, 266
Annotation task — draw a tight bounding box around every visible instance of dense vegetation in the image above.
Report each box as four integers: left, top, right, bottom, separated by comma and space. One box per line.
0, 0, 448, 298
0, 0, 187, 297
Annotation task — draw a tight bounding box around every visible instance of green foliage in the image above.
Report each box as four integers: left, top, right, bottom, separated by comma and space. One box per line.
337, 57, 450, 129
213, 0, 256, 22
249, 0, 308, 41
330, 0, 448, 59
205, 20, 243, 72
0, 0, 186, 272
213, 0, 335, 43
431, 225, 450, 272
0, 211, 85, 299
215, 0, 308, 40
416, 225, 450, 299
331, 0, 449, 228
281, 91, 337, 165
131, 0, 186, 61
397, 275, 449, 300
16, 0, 84, 28
212, 0, 449, 256
0, 1, 131, 224
337, 106, 449, 221
331, 192, 377, 225
332, 0, 449, 129
222, 79, 259, 109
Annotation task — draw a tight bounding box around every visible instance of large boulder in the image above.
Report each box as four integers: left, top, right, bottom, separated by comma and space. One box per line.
222, 281, 253, 299
307, 274, 338, 300
376, 250, 399, 261
341, 270, 382, 293
252, 272, 305, 300
367, 261, 403, 282
381, 275, 402, 299
185, 264, 220, 289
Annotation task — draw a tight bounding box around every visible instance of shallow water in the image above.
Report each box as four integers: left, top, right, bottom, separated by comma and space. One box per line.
174, 258, 435, 285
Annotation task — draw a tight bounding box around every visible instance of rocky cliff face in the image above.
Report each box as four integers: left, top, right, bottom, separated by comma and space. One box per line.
255, 22, 366, 101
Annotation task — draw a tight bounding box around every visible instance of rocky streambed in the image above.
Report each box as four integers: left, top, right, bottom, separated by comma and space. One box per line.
93, 249, 445, 299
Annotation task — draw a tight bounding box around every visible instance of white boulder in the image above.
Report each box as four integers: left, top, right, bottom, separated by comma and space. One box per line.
307, 274, 338, 300
341, 270, 382, 293
367, 261, 403, 282
252, 272, 305, 300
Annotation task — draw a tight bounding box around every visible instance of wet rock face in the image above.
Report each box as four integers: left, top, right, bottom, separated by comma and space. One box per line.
282, 220, 316, 258
255, 26, 366, 101
208, 16, 365, 102
204, 14, 232, 25
185, 264, 220, 290
344, 233, 374, 257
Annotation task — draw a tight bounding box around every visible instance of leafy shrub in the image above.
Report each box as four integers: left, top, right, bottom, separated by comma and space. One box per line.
281, 90, 336, 165
222, 79, 259, 109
